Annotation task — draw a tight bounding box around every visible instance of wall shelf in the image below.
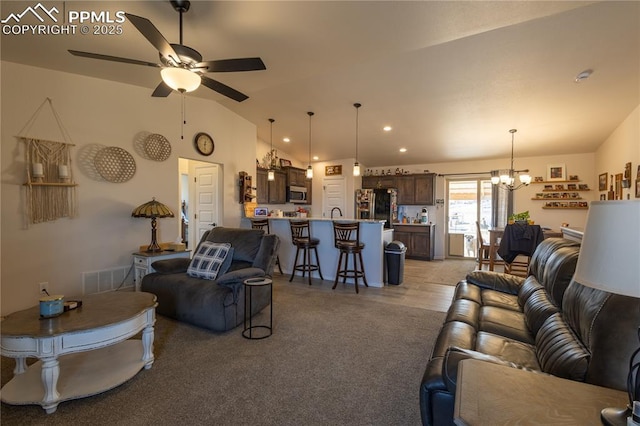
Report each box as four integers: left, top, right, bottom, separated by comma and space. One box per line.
542, 206, 589, 210
532, 197, 583, 200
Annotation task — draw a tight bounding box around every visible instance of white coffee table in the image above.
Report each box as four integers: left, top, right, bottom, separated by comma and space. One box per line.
0, 291, 157, 413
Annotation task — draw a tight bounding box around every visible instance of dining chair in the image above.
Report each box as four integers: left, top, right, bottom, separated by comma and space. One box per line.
476, 221, 502, 270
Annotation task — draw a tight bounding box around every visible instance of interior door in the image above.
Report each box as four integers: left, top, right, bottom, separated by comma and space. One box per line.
322, 176, 346, 218
189, 161, 220, 248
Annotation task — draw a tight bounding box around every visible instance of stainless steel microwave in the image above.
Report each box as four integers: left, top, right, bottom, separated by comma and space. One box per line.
287, 185, 307, 204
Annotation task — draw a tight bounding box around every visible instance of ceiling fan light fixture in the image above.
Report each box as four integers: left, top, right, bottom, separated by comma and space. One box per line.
161, 67, 201, 92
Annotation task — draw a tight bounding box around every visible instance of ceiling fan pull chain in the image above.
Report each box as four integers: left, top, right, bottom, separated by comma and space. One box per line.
181, 94, 185, 140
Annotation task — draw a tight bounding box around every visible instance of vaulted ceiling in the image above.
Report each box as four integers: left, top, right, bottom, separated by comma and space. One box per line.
1, 1, 638, 166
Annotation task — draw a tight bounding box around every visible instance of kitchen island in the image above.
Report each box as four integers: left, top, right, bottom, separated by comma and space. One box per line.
244, 218, 394, 287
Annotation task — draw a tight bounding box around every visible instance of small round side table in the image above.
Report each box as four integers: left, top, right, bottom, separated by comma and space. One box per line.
242, 277, 273, 339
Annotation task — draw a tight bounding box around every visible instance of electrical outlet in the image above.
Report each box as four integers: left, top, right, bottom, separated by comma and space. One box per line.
39, 282, 49, 294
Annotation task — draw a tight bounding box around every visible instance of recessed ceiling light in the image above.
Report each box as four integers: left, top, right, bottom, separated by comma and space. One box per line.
313, 156, 319, 160
383, 126, 392, 132
283, 137, 290, 143
399, 148, 407, 153
575, 69, 593, 83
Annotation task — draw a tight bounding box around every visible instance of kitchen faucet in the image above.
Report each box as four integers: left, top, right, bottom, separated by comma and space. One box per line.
331, 207, 343, 219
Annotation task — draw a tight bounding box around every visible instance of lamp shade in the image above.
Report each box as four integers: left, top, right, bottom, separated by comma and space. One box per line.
132, 198, 175, 252
132, 198, 175, 218
573, 200, 640, 297
161, 67, 201, 93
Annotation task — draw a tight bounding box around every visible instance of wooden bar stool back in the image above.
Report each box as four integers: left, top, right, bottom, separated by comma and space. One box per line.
289, 220, 323, 285
332, 221, 368, 293
251, 219, 283, 274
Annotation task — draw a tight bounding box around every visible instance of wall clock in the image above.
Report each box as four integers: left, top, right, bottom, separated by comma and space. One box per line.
194, 132, 214, 156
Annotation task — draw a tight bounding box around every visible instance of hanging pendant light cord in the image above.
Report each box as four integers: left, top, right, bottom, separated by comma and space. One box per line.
307, 112, 314, 166
354, 103, 361, 162
269, 118, 275, 167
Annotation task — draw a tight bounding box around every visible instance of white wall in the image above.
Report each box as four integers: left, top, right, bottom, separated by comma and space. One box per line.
1, 62, 257, 315
595, 105, 640, 200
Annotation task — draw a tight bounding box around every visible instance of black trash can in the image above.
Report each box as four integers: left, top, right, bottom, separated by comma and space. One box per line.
385, 241, 406, 285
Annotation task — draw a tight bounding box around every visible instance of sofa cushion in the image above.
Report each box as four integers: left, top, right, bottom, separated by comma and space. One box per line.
475, 332, 539, 370
187, 241, 233, 280
479, 307, 533, 344
481, 289, 520, 311
206, 227, 264, 262
535, 313, 589, 381
523, 289, 559, 337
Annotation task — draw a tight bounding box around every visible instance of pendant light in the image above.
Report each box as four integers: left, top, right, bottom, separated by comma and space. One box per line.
490, 129, 531, 191
267, 118, 275, 181
306, 111, 314, 179
353, 102, 362, 177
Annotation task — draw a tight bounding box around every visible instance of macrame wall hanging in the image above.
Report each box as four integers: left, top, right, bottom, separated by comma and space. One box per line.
19, 98, 78, 225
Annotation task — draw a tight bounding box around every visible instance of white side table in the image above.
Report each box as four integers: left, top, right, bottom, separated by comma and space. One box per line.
133, 250, 191, 291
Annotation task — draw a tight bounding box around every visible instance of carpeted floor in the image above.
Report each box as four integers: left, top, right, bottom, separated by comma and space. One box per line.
1, 277, 447, 425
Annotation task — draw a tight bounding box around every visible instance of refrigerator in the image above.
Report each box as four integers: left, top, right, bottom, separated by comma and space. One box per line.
355, 188, 398, 228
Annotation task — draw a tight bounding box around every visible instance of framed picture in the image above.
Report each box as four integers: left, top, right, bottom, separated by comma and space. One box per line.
598, 173, 608, 191
547, 163, 566, 181
254, 207, 268, 217
636, 180, 640, 199
279, 158, 292, 167
325, 165, 342, 176
567, 183, 577, 190
615, 173, 623, 199
534, 176, 544, 182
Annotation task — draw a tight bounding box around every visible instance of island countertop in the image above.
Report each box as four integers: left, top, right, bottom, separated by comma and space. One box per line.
243, 217, 394, 287
257, 217, 386, 224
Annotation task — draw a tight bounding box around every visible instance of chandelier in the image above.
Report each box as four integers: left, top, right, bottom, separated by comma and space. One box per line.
491, 129, 531, 191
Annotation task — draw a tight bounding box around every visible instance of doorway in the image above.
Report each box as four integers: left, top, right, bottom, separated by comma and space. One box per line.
322, 176, 347, 218
446, 179, 492, 258
179, 158, 222, 251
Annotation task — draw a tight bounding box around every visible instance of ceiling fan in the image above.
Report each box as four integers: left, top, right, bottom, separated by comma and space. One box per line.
68, 0, 265, 102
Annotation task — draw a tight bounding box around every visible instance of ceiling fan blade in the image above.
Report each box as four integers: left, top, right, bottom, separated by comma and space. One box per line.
124, 12, 180, 63
68, 50, 160, 68
201, 76, 249, 102
151, 81, 173, 97
195, 58, 266, 73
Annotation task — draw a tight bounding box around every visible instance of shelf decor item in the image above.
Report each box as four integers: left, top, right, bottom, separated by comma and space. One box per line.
546, 163, 566, 181
19, 98, 78, 225
132, 198, 175, 252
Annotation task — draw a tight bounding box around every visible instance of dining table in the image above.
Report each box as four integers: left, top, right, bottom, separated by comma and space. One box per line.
487, 226, 562, 271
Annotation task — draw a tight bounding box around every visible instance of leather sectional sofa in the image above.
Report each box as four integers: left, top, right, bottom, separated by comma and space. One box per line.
420, 237, 640, 426
141, 227, 279, 332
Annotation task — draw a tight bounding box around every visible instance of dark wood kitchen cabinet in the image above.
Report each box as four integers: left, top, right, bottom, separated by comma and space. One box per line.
414, 174, 435, 205
256, 168, 286, 204
393, 173, 436, 205
362, 175, 396, 189
392, 224, 435, 260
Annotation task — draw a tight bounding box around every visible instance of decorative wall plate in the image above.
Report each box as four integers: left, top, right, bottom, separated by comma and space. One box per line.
144, 133, 171, 161
94, 146, 136, 183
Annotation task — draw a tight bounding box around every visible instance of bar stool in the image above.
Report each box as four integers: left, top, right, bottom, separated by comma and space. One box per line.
251, 219, 283, 274
332, 221, 368, 293
289, 220, 323, 285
